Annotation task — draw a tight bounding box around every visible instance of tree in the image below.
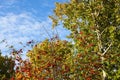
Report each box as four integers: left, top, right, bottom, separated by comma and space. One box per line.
11, 0, 120, 80
50, 0, 120, 79
0, 51, 15, 80
12, 39, 74, 80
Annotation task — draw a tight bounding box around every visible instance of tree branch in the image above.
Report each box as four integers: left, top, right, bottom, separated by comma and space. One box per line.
100, 27, 107, 36
102, 42, 112, 56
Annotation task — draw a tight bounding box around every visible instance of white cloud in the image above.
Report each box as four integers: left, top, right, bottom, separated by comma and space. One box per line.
0, 13, 53, 54
0, 0, 18, 6
0, 12, 69, 56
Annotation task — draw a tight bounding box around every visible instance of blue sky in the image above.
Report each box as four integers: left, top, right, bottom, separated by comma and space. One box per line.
0, 0, 70, 56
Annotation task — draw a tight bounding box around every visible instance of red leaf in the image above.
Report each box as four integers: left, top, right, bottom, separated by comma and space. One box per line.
79, 31, 83, 34
39, 77, 44, 80
10, 77, 15, 80
48, 78, 53, 80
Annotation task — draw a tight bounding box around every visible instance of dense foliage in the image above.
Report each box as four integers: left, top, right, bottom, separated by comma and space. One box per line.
11, 39, 73, 80
0, 52, 15, 80
50, 0, 120, 79
10, 0, 120, 80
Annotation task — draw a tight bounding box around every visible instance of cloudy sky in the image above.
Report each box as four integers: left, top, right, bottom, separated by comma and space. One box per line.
0, 0, 70, 56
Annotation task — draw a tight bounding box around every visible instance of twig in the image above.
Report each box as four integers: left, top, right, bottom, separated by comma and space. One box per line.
102, 42, 112, 56
43, 26, 52, 39
100, 27, 107, 36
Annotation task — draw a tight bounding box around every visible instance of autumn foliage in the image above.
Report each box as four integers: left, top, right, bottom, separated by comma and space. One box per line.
11, 39, 74, 80
0, 53, 15, 80
8, 0, 120, 80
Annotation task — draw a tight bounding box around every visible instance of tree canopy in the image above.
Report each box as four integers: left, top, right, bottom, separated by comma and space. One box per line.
11, 0, 120, 80
50, 0, 120, 79
0, 52, 15, 80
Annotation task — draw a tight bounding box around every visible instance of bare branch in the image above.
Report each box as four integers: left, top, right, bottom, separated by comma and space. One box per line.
100, 27, 107, 36
102, 42, 113, 56
43, 26, 52, 39
95, 29, 102, 52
